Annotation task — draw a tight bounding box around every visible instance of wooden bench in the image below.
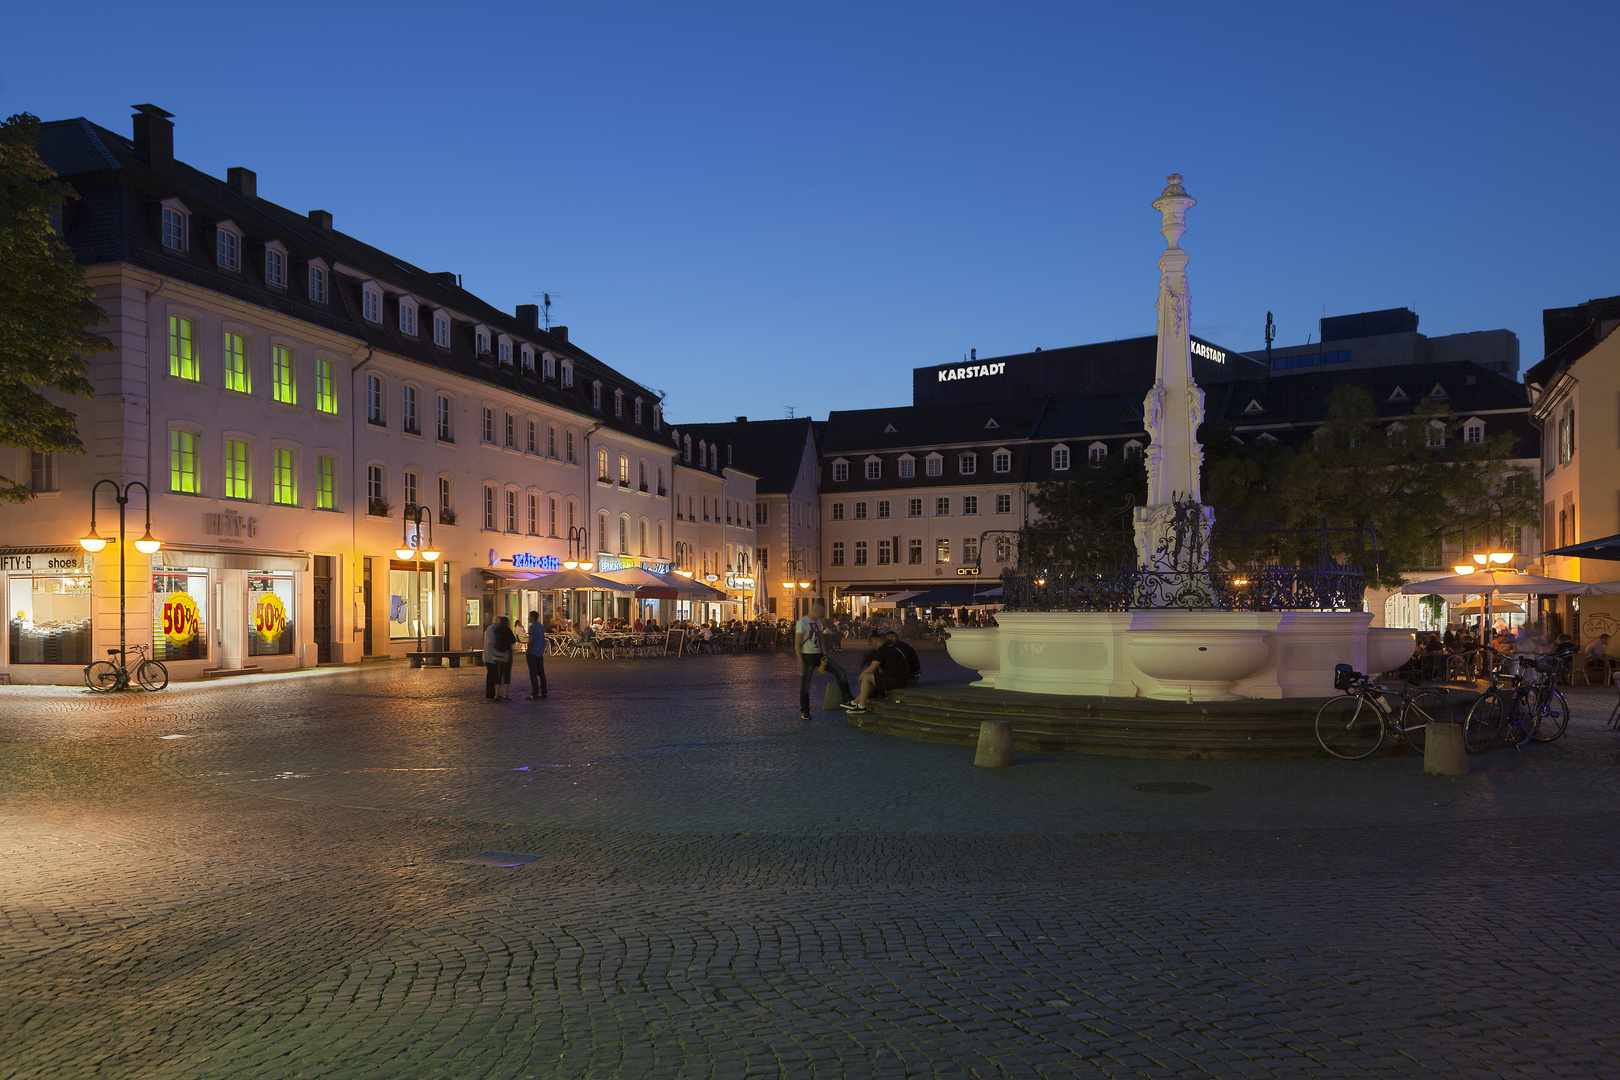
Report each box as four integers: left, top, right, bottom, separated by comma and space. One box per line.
406, 650, 484, 669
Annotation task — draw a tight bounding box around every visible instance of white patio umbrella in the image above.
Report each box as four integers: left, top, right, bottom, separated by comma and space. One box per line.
1449, 600, 1525, 617
1399, 570, 1596, 596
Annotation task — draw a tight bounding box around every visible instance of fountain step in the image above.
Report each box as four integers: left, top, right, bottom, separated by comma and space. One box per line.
854, 684, 1362, 760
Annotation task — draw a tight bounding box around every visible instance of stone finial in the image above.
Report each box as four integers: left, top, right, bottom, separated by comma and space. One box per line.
1152, 174, 1195, 250
1161, 174, 1187, 197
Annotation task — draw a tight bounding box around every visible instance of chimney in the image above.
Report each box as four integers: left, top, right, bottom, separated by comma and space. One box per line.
550, 325, 568, 343
431, 271, 457, 288
131, 104, 174, 169
735, 416, 747, 423
227, 167, 256, 198
515, 304, 539, 331
308, 209, 333, 229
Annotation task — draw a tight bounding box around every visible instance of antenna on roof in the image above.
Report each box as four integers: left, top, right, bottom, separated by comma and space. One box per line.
784, 405, 795, 419
529, 291, 561, 329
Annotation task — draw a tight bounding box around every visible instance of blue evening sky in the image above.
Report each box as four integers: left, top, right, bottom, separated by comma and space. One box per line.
5, 1, 1615, 425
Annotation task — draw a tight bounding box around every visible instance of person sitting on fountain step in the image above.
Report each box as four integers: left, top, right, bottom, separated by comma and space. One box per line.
883, 630, 922, 683
842, 631, 911, 712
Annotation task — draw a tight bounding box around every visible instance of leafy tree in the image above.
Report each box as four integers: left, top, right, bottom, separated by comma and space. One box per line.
0, 112, 108, 502
1202, 384, 1538, 589
1022, 453, 1146, 567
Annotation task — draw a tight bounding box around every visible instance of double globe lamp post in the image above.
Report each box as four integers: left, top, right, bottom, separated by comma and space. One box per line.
1449, 500, 1517, 672
394, 505, 441, 656
79, 480, 163, 665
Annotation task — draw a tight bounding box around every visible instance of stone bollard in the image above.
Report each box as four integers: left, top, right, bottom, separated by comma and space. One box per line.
1424, 722, 1468, 776
823, 681, 844, 712
974, 720, 1014, 768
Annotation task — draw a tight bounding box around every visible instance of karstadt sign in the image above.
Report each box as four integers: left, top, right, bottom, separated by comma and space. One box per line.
937, 361, 1007, 383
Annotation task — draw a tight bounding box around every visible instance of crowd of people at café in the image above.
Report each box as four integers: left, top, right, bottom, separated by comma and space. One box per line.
1401, 620, 1615, 683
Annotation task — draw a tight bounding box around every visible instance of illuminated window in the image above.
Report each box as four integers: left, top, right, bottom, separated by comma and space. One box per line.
169, 430, 198, 493
225, 439, 251, 500
273, 448, 297, 505
224, 332, 249, 393
168, 315, 197, 380
316, 359, 336, 414
317, 455, 336, 509
273, 345, 296, 404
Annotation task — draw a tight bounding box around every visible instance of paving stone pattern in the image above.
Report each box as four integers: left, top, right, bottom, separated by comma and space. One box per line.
1, 653, 1618, 1078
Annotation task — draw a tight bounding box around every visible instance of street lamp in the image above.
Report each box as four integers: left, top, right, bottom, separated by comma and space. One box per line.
80, 480, 161, 667
563, 525, 592, 571
397, 505, 440, 656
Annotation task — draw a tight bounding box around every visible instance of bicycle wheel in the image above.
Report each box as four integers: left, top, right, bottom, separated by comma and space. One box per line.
84, 661, 121, 693
1399, 690, 1451, 754
1315, 695, 1384, 759
1530, 688, 1569, 743
1463, 691, 1507, 754
136, 659, 169, 692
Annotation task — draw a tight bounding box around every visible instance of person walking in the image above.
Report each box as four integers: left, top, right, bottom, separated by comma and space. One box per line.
796, 597, 852, 720
524, 609, 548, 700
484, 615, 516, 701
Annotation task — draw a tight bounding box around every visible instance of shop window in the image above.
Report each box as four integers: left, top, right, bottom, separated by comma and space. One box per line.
9, 567, 93, 664
248, 572, 296, 656
152, 568, 207, 662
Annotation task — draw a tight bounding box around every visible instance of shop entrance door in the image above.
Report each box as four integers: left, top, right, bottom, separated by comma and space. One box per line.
362, 557, 373, 656
313, 556, 333, 663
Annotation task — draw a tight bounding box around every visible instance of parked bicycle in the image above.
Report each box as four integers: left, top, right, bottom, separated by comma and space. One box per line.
1315, 664, 1453, 760
84, 643, 169, 693
1463, 649, 1568, 753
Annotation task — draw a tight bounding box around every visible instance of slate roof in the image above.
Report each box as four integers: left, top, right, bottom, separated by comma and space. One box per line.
670, 417, 816, 493
822, 400, 1046, 455
36, 114, 667, 447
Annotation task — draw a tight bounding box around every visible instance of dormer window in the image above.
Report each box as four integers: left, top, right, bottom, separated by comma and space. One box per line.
520, 345, 534, 373
307, 261, 328, 303
543, 352, 555, 380
959, 452, 977, 476
614, 389, 624, 417
159, 198, 188, 252
993, 448, 1012, 473
652, 405, 661, 431
561, 361, 573, 388
432, 310, 450, 348
1426, 421, 1446, 448
498, 336, 512, 365
1088, 442, 1107, 463
925, 453, 943, 477
592, 381, 603, 410
898, 455, 915, 478
1124, 439, 1143, 459
399, 297, 417, 336
214, 221, 241, 270
865, 456, 883, 480
1051, 444, 1071, 471
1463, 418, 1485, 444
683, 435, 692, 461
361, 282, 382, 323
633, 398, 643, 424
474, 327, 490, 357
263, 241, 287, 288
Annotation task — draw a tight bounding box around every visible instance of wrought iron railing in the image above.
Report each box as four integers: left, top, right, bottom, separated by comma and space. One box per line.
1001, 563, 1364, 613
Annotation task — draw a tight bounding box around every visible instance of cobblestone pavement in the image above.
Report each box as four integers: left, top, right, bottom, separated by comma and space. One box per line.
2, 652, 1619, 1079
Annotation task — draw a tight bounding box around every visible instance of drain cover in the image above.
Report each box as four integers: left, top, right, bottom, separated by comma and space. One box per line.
454, 851, 539, 867
1132, 782, 1212, 795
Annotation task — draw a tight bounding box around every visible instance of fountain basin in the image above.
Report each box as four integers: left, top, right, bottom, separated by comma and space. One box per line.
1368, 628, 1417, 675
1126, 631, 1272, 700
944, 628, 999, 686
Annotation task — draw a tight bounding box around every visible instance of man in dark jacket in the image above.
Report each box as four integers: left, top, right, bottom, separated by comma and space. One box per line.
841, 631, 911, 713
524, 609, 547, 700
884, 630, 921, 683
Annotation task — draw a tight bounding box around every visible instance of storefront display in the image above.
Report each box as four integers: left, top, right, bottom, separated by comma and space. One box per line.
153, 567, 209, 661
8, 563, 92, 665
389, 564, 437, 641
248, 571, 296, 656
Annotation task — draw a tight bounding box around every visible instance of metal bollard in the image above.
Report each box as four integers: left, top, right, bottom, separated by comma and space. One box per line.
1424, 721, 1468, 776
974, 720, 1014, 768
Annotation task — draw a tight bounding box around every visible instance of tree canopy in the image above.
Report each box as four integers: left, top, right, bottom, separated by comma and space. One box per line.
0, 112, 108, 502
1021, 384, 1539, 591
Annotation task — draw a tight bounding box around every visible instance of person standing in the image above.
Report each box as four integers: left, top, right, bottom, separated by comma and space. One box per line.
796, 597, 852, 720
484, 615, 516, 701
525, 609, 548, 700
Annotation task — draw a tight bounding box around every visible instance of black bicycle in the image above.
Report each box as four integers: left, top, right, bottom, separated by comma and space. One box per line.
1464, 651, 1569, 752
1315, 664, 1452, 760
84, 643, 169, 693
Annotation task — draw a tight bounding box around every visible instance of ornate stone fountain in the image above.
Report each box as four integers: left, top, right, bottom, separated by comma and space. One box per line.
945, 176, 1396, 700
